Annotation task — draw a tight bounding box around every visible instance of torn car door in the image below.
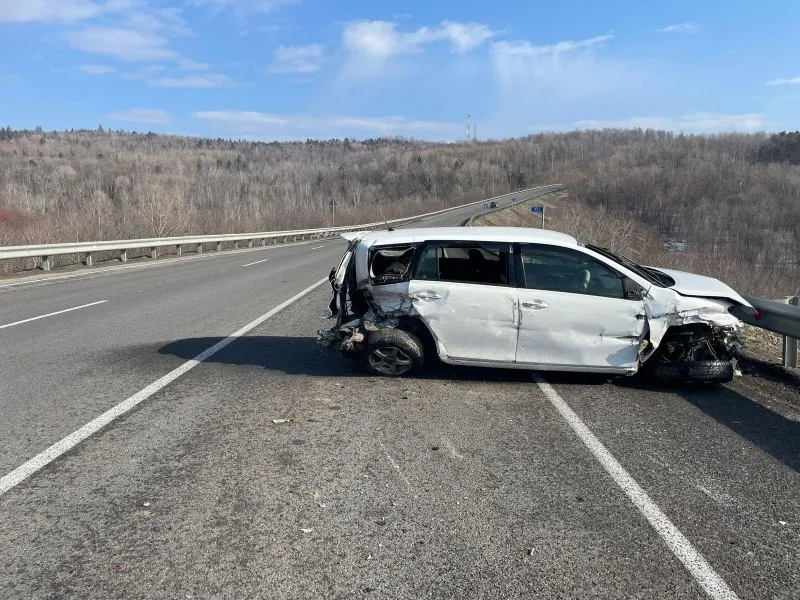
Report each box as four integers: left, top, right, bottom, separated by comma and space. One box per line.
515, 244, 646, 370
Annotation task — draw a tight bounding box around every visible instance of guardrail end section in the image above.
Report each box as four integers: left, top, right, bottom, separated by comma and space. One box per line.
784, 296, 799, 368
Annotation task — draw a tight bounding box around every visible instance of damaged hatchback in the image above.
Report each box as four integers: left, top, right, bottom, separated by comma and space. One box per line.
318, 227, 752, 382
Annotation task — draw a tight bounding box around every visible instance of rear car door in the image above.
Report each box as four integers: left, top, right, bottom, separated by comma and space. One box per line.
515, 244, 646, 370
408, 241, 518, 363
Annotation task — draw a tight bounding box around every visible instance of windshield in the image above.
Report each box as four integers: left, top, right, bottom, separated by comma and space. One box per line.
586, 244, 668, 288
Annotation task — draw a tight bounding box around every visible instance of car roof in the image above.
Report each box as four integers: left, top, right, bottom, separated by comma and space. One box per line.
349, 226, 579, 247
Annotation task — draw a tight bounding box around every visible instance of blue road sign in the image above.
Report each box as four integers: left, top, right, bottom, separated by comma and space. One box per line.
483, 203, 489, 209
531, 206, 544, 213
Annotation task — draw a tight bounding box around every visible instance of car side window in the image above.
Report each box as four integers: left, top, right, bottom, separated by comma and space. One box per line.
369, 245, 417, 285
413, 242, 511, 286
520, 244, 624, 298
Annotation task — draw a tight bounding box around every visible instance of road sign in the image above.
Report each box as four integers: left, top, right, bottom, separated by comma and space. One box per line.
531, 205, 546, 228
329, 199, 338, 226
483, 203, 489, 209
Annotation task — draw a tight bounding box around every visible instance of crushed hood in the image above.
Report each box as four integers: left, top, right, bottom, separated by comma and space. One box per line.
650, 267, 751, 308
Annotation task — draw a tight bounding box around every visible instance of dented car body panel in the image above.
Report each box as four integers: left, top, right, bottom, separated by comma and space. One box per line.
318, 227, 750, 377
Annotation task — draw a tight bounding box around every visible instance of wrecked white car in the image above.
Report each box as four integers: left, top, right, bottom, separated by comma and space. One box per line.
318, 227, 752, 382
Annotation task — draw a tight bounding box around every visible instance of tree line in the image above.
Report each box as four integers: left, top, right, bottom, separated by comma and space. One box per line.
0, 127, 797, 296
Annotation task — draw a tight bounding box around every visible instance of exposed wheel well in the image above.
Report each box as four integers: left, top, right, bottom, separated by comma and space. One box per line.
396, 316, 439, 358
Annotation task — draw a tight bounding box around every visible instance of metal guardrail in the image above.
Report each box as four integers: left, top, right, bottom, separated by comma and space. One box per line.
466, 186, 565, 227
731, 296, 800, 368
0, 185, 562, 271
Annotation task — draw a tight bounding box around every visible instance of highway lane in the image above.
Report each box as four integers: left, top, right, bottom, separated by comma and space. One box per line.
1, 285, 797, 598
0, 187, 540, 476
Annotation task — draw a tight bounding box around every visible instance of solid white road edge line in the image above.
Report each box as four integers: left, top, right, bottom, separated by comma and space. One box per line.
0, 277, 328, 497
242, 258, 270, 267
532, 373, 740, 600
0, 300, 108, 330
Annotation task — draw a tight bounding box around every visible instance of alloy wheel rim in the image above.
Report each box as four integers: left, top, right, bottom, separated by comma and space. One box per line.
368, 346, 413, 375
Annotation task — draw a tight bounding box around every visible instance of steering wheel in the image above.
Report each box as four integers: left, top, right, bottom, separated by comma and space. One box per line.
569, 269, 591, 292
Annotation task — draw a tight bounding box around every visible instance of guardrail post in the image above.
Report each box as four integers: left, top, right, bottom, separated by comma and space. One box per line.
261, 238, 267, 246
783, 296, 799, 368
216, 242, 222, 252
120, 249, 127, 263
283, 236, 288, 243
248, 239, 254, 248
233, 241, 239, 249
196, 243, 203, 254
175, 245, 182, 257
41, 256, 51, 271
150, 247, 158, 259
84, 252, 93, 267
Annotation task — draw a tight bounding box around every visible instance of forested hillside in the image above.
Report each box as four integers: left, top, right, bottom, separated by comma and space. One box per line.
0, 127, 798, 294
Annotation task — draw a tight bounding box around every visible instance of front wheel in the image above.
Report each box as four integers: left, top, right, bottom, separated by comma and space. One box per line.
364, 329, 424, 377
650, 360, 734, 384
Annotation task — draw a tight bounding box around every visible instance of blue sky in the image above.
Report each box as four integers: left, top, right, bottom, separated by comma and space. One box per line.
1, 0, 799, 140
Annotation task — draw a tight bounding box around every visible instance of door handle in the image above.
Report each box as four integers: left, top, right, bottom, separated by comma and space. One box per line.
410, 290, 442, 301
521, 300, 548, 309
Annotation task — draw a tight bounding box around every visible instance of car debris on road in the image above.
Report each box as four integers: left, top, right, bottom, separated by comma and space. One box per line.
318, 227, 752, 383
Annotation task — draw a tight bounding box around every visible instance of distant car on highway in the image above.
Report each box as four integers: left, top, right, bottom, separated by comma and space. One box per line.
489, 201, 498, 208
318, 227, 751, 382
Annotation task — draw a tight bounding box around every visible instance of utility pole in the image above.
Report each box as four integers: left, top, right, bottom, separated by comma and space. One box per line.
466, 113, 471, 142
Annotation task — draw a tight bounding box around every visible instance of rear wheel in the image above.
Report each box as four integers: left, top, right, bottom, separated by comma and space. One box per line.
651, 360, 734, 383
364, 329, 424, 377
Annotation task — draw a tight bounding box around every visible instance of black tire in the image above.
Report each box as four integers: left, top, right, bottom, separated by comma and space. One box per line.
651, 360, 734, 383
364, 329, 424, 377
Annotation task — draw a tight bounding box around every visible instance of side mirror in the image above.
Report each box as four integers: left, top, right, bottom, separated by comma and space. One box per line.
622, 277, 644, 300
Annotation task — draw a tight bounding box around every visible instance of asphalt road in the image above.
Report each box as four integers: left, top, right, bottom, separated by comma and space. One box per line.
1, 187, 798, 599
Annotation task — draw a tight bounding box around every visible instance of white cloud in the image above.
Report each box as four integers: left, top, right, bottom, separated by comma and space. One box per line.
485, 33, 654, 138
193, 110, 461, 139
189, 0, 299, 14
79, 64, 116, 75
148, 73, 232, 87
656, 22, 701, 34
66, 27, 179, 62
489, 34, 621, 103
107, 108, 171, 124
0, 0, 104, 23
125, 7, 192, 37
437, 21, 496, 52
766, 76, 800, 86
268, 44, 325, 74
342, 20, 496, 58
572, 112, 765, 132
492, 35, 612, 58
